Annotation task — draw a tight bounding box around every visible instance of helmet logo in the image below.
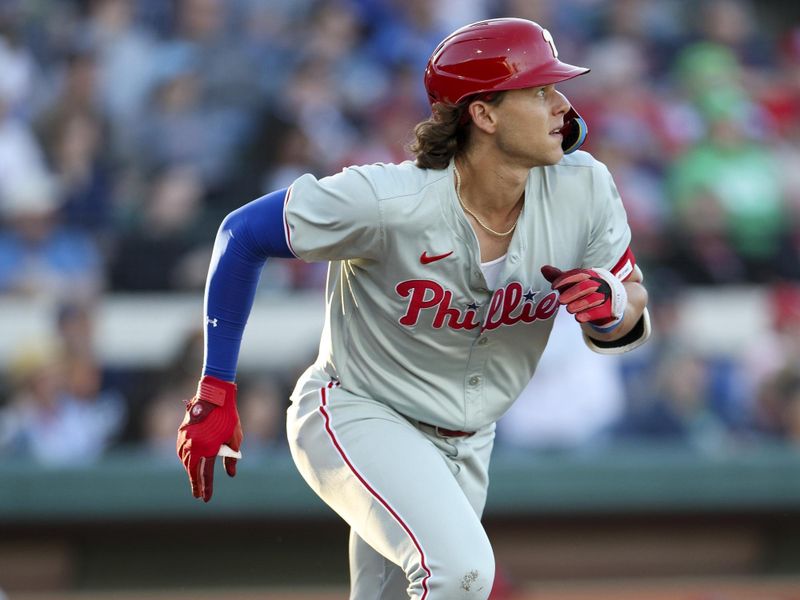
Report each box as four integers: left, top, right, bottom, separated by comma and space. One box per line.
542, 29, 558, 58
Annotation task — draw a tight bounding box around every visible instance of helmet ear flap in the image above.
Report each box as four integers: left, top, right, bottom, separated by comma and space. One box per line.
560, 107, 588, 154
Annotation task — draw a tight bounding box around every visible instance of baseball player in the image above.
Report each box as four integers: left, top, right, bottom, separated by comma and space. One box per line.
177, 18, 651, 600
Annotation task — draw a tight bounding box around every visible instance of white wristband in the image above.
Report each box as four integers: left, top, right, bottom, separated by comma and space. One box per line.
589, 267, 627, 331
584, 308, 652, 354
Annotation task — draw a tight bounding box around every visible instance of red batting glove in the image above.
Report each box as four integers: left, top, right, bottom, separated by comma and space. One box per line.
176, 375, 243, 502
541, 265, 627, 331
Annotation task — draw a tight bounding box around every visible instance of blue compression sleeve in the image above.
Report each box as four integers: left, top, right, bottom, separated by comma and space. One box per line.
202, 188, 294, 381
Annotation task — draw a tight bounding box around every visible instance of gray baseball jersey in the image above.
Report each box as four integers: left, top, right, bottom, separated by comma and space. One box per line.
284, 151, 631, 432
283, 151, 634, 599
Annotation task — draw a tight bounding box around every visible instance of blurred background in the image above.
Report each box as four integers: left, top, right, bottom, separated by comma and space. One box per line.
1, 0, 800, 598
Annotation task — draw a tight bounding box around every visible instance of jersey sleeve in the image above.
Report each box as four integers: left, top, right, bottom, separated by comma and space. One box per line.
580, 163, 633, 273
284, 167, 384, 262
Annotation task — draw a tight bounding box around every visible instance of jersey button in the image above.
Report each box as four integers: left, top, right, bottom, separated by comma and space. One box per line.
477, 337, 488, 346
469, 376, 481, 386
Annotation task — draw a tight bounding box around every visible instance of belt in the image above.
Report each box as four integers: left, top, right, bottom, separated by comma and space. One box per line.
419, 422, 475, 438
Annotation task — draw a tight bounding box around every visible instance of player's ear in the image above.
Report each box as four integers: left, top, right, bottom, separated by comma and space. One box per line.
468, 100, 498, 134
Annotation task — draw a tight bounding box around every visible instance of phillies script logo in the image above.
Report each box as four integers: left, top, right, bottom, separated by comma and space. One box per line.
395, 279, 559, 331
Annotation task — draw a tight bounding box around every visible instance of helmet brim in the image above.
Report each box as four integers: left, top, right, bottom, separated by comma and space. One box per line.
444, 61, 590, 105
499, 61, 590, 92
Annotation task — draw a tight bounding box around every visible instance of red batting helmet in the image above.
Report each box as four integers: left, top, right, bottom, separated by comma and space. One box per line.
424, 18, 590, 107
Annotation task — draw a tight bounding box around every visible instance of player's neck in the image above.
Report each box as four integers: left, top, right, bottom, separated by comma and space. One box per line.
453, 154, 527, 215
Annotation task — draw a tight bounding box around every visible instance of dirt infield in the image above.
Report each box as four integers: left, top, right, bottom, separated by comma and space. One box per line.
8, 577, 800, 600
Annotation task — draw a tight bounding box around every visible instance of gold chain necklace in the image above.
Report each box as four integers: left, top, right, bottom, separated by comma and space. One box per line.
454, 166, 519, 238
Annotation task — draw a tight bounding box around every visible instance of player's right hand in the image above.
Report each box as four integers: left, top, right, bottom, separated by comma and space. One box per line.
541, 265, 627, 332
176, 375, 243, 502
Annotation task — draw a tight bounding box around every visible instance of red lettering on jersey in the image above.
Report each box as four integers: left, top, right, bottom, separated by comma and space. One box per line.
396, 279, 558, 331
432, 290, 480, 329
502, 282, 525, 325
534, 291, 560, 320
461, 305, 482, 330
396, 280, 444, 326
482, 288, 505, 331
520, 292, 540, 321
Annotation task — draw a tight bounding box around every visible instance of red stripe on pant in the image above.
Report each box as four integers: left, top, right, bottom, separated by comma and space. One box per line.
318, 383, 431, 599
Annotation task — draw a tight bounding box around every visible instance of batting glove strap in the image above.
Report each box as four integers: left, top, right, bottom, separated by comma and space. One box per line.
586, 267, 627, 332
197, 376, 234, 407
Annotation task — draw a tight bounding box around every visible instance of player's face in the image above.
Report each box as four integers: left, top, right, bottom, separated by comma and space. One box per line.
492, 85, 571, 167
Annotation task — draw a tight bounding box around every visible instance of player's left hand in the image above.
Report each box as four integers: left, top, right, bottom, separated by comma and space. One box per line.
541, 265, 627, 331
176, 375, 243, 502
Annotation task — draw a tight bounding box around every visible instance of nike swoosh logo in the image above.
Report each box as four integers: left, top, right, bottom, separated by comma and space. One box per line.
420, 250, 454, 265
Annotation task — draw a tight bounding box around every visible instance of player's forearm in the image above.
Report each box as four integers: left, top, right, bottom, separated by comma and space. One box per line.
202, 217, 267, 381
581, 281, 648, 343
202, 189, 295, 381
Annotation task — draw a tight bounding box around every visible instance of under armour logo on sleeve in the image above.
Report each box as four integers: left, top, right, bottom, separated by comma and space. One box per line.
206, 316, 218, 328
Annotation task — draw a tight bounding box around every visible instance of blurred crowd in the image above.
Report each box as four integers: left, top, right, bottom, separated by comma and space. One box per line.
2, 0, 800, 464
